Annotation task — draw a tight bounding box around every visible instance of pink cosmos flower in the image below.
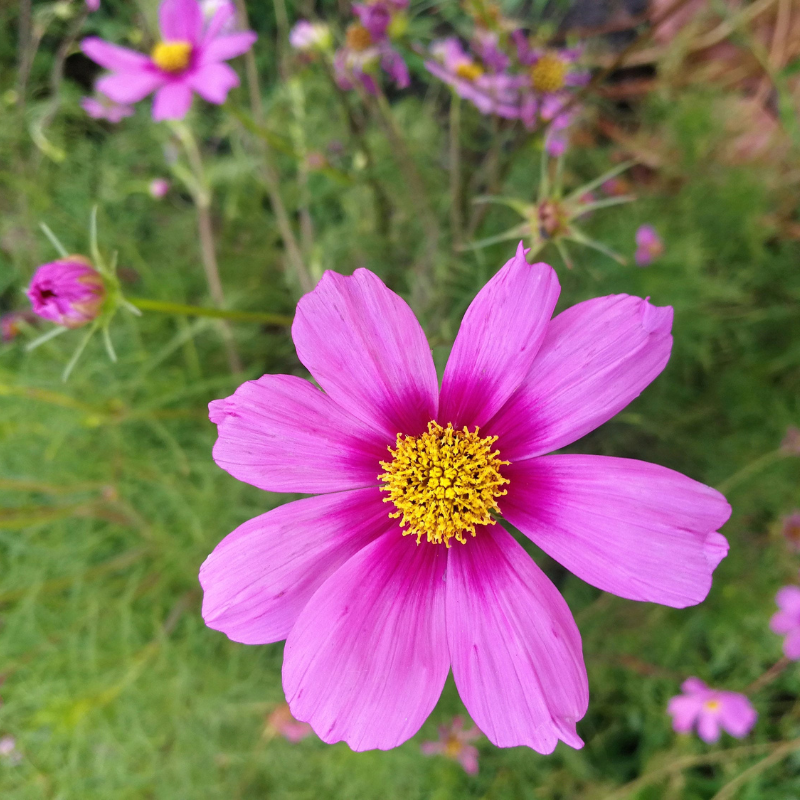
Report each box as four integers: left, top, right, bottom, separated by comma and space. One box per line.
635, 224, 664, 266
421, 717, 480, 774
513, 35, 590, 130
770, 586, 800, 659
81, 94, 135, 123
149, 178, 171, 198
27, 257, 106, 329
289, 20, 332, 52
782, 511, 800, 551
1, 311, 36, 342
81, 0, 256, 122
200, 242, 731, 753
668, 678, 757, 743
265, 702, 314, 743
0, 735, 21, 765
86, 0, 100, 11
425, 39, 522, 119
333, 36, 408, 95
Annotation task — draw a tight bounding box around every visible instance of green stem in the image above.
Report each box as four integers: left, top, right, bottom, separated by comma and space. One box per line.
716, 449, 788, 495
449, 94, 462, 251
127, 297, 293, 326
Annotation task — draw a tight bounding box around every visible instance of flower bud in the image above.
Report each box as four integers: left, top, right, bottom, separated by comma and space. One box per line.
26, 257, 106, 329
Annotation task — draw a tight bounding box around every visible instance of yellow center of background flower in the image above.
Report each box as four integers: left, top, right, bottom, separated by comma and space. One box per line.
151, 41, 192, 73
379, 421, 509, 547
704, 699, 721, 711
455, 62, 484, 81
530, 54, 567, 93
346, 24, 373, 52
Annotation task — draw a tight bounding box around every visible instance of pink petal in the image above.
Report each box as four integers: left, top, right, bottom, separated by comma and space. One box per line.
81, 37, 151, 71
199, 488, 391, 644
210, 374, 388, 494
486, 295, 673, 461
719, 694, 757, 738
200, 32, 257, 64
283, 533, 449, 751
203, 1, 237, 42
96, 69, 164, 104
185, 61, 239, 103
681, 677, 710, 695
769, 610, 799, 635
697, 711, 721, 743
292, 269, 439, 440
159, 0, 203, 44
784, 628, 800, 660
438, 243, 559, 429
775, 585, 800, 615
667, 694, 703, 733
502, 455, 731, 608
152, 81, 194, 120
446, 525, 587, 753
459, 745, 480, 774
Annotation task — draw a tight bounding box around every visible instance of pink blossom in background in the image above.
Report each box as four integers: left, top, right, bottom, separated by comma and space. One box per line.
200, 0, 237, 32
265, 702, 313, 743
333, 34, 408, 95
770, 586, 800, 659
200, 241, 731, 753
782, 512, 800, 551
149, 178, 171, 198
26, 258, 106, 329
668, 678, 756, 743
544, 110, 576, 157
81, 95, 135, 123
0, 735, 21, 765
781, 426, 800, 455
289, 20, 331, 52
86, 0, 100, 11
421, 717, 480, 774
602, 176, 631, 196
635, 224, 664, 266
353, 2, 392, 41
425, 39, 522, 119
1, 311, 36, 342
82, 0, 256, 121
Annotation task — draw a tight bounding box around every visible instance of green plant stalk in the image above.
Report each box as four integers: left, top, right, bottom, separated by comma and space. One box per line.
127, 297, 293, 326
449, 94, 462, 250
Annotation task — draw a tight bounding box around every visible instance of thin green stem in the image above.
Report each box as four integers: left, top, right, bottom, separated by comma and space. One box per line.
25, 325, 68, 352
127, 297, 293, 326
39, 222, 69, 259
449, 94, 462, 250
716, 449, 789, 495
62, 325, 96, 383
710, 737, 800, 800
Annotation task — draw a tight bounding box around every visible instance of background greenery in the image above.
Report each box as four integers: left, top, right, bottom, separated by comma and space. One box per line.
2, 0, 800, 797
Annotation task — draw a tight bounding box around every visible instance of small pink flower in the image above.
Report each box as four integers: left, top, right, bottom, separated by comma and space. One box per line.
770, 586, 800, 659
0, 735, 21, 765
86, 0, 100, 11
26, 257, 106, 329
201, 242, 731, 753
425, 38, 522, 119
782, 512, 800, 551
82, 0, 256, 121
289, 20, 331, 51
1, 311, 36, 342
149, 178, 171, 198
668, 679, 757, 743
781, 426, 800, 455
266, 702, 313, 743
81, 94, 135, 123
421, 717, 480, 774
635, 224, 664, 266
602, 177, 631, 196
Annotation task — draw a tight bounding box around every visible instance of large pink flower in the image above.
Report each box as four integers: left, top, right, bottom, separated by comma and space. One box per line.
201, 242, 731, 753
81, 0, 256, 121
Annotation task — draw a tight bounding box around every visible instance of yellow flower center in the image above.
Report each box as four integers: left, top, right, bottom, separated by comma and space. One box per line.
151, 41, 193, 73
455, 62, 484, 81
704, 699, 721, 711
530, 53, 567, 93
379, 421, 509, 547
346, 24, 373, 52
444, 736, 463, 758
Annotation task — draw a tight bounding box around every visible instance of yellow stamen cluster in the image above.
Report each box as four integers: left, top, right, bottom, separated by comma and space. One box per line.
455, 62, 484, 82
151, 41, 192, 73
346, 24, 373, 52
379, 421, 509, 547
704, 699, 721, 711
530, 53, 567, 93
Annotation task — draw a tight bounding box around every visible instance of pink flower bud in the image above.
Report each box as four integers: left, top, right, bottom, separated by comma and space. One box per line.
26, 257, 106, 329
